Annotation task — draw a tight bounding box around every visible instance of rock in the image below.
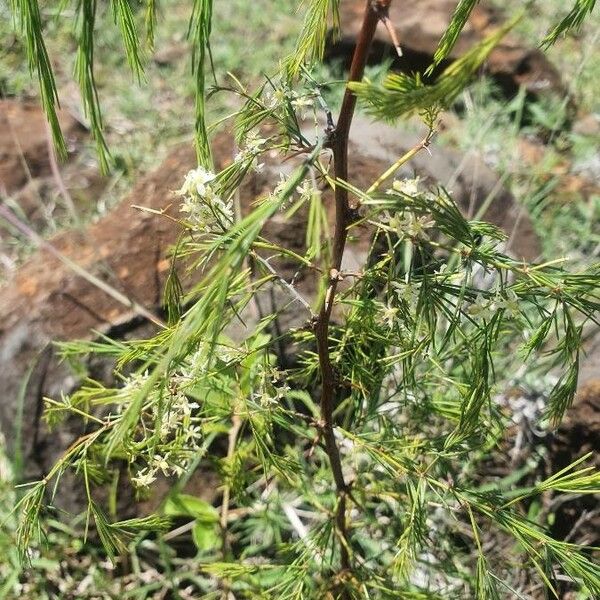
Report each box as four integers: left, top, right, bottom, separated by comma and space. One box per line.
0, 99, 85, 194
152, 43, 189, 67
573, 152, 600, 185
0, 118, 537, 499
328, 0, 563, 98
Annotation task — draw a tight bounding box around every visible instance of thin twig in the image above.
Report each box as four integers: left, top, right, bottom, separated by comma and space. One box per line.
251, 251, 314, 314
563, 508, 599, 544
366, 126, 435, 194
217, 409, 242, 599
380, 14, 402, 57
220, 412, 242, 598
6, 107, 49, 221
314, 0, 392, 588
45, 120, 79, 221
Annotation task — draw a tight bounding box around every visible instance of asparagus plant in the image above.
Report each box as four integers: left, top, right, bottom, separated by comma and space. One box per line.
7, 0, 600, 597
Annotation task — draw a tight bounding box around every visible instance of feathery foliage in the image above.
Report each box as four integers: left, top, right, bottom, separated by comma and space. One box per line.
284, 0, 340, 80
427, 0, 480, 73
7, 0, 600, 597
110, 0, 144, 80
542, 0, 597, 47
74, 0, 110, 173
189, 0, 214, 166
10, 0, 66, 157
350, 14, 521, 120
144, 0, 158, 49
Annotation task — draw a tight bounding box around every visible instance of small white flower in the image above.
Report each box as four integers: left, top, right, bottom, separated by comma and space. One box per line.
270, 367, 284, 383
296, 180, 313, 198
273, 173, 288, 195
291, 94, 314, 118
185, 425, 203, 442
296, 180, 321, 202
494, 289, 521, 319
468, 293, 493, 320
271, 172, 295, 207
160, 416, 177, 439
180, 191, 232, 231
392, 281, 419, 310
131, 467, 157, 488
121, 371, 149, 393
170, 463, 185, 476
244, 131, 267, 153
380, 303, 399, 328
152, 454, 171, 477
392, 177, 420, 196
265, 87, 287, 108
404, 213, 434, 240
385, 210, 434, 241
275, 383, 290, 400
256, 391, 278, 407
235, 132, 267, 173
291, 95, 313, 109
177, 166, 217, 198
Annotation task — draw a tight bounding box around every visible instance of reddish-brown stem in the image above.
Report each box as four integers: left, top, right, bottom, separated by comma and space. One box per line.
315, 0, 392, 586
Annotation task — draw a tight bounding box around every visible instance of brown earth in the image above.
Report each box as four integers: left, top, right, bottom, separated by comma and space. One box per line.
0, 99, 85, 194
0, 99, 109, 279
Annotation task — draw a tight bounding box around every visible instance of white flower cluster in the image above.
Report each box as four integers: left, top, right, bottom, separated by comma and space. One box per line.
384, 178, 435, 241
121, 372, 202, 490
264, 85, 316, 119
176, 166, 233, 232
392, 177, 421, 196
131, 448, 195, 489
468, 289, 521, 322
125, 339, 293, 490
235, 130, 267, 173
159, 383, 200, 440
386, 211, 435, 241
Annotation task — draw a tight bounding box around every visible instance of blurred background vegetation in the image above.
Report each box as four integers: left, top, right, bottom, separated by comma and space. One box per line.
0, 0, 598, 271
